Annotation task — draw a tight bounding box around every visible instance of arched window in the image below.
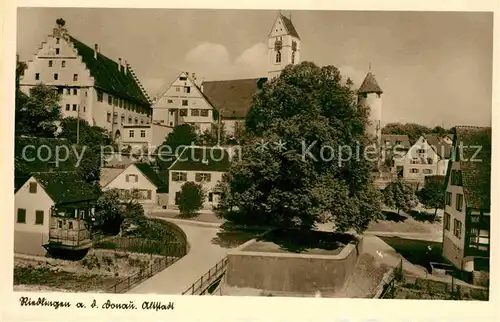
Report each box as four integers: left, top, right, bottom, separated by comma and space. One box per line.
276, 51, 281, 63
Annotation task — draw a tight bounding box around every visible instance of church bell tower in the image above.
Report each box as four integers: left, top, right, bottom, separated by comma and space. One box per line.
268, 12, 301, 79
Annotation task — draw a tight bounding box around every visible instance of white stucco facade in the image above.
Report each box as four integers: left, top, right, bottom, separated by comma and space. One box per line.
153, 72, 214, 132
168, 170, 224, 209
14, 177, 54, 255
19, 22, 152, 140
103, 164, 158, 205
268, 14, 301, 79
394, 136, 449, 188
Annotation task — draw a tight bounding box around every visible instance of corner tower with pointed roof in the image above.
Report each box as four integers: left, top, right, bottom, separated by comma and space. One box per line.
358, 71, 383, 148
268, 12, 301, 79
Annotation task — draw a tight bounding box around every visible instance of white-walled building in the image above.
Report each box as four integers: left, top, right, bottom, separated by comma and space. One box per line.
102, 163, 169, 210
442, 127, 490, 283
167, 146, 230, 209
394, 134, 452, 189
14, 172, 98, 256
153, 72, 215, 132
358, 72, 383, 147
19, 19, 152, 141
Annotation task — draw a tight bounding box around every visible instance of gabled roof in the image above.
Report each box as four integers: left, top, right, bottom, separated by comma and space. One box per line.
358, 72, 383, 94
69, 36, 150, 106
424, 134, 452, 159
100, 167, 125, 187
135, 163, 165, 188
31, 171, 100, 204
381, 134, 410, 149
202, 78, 267, 118
279, 13, 301, 39
170, 146, 230, 172
454, 126, 491, 210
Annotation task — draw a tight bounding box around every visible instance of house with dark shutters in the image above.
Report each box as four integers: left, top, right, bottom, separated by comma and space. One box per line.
442, 126, 491, 284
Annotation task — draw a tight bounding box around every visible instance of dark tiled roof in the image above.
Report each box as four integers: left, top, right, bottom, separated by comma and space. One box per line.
202, 78, 267, 119
455, 126, 491, 210
358, 72, 383, 94
280, 14, 301, 39
15, 137, 80, 180
135, 163, 164, 188
69, 36, 150, 106
170, 146, 230, 172
424, 134, 452, 159
32, 171, 100, 204
381, 134, 410, 149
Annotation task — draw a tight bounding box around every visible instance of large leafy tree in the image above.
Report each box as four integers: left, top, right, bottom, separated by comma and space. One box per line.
416, 177, 445, 215
160, 124, 198, 154
215, 62, 383, 233
59, 117, 115, 184
15, 84, 62, 138
383, 178, 419, 214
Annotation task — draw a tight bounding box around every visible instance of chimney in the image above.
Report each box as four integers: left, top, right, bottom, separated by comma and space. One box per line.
94, 44, 98, 59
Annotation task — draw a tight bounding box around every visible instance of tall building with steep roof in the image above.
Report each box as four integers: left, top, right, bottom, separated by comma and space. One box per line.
267, 12, 301, 78
19, 19, 152, 141
358, 71, 383, 147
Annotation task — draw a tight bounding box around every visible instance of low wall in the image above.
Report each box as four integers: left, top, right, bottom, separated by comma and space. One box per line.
224, 236, 363, 296
14, 231, 48, 256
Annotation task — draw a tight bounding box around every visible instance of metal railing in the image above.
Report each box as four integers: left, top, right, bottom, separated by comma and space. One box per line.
380, 259, 404, 299
106, 255, 180, 293
182, 257, 228, 295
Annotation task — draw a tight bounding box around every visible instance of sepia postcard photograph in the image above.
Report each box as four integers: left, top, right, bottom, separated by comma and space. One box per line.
1, 1, 499, 321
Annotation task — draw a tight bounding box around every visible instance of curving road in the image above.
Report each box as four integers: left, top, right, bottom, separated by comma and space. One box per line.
127, 218, 227, 294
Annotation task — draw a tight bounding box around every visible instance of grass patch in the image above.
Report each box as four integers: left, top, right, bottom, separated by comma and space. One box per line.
14, 266, 119, 292
378, 236, 443, 271
211, 223, 268, 248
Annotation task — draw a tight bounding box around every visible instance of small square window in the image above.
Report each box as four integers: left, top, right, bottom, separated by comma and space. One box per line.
35, 73, 40, 80
65, 104, 70, 111
73, 104, 77, 111
83, 106, 86, 112
200, 109, 209, 117
129, 130, 134, 138
55, 48, 60, 55
48, 60, 53, 67
167, 99, 173, 103
73, 88, 77, 95
73, 74, 78, 81
56, 38, 60, 44
62, 60, 66, 68
108, 95, 113, 105
53, 73, 58, 80
176, 87, 180, 92
69, 222, 73, 229
182, 100, 188, 106
140, 130, 146, 137
107, 112, 111, 122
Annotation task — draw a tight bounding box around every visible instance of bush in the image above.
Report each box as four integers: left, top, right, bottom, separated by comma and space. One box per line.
176, 181, 206, 217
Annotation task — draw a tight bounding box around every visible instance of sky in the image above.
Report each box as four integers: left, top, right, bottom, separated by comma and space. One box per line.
17, 8, 493, 128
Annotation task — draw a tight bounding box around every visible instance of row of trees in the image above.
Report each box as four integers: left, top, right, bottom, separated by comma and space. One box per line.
383, 177, 445, 216
382, 122, 454, 145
